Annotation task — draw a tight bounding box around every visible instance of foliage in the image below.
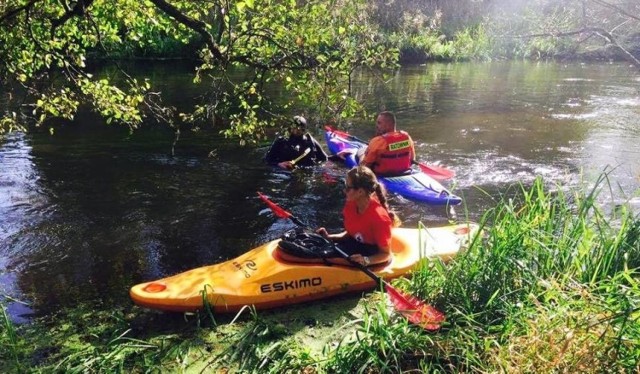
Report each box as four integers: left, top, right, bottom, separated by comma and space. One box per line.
484, 0, 640, 64
0, 0, 398, 141
3, 1, 637, 140
367, 0, 488, 36
450, 25, 492, 61
370, 0, 640, 64
373, 1, 493, 63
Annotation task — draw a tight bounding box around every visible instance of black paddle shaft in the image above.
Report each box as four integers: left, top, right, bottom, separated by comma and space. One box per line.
330, 243, 384, 286
259, 191, 385, 286
285, 212, 384, 286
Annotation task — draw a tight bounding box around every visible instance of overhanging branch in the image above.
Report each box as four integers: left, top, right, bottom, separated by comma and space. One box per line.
148, 0, 225, 63
590, 0, 640, 22
517, 27, 640, 68
51, 0, 95, 29
0, 0, 41, 24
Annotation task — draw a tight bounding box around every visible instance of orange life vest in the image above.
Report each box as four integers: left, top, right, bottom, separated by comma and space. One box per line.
374, 131, 412, 175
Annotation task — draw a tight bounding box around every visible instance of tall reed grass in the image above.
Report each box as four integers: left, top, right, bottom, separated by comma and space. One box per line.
0, 302, 21, 372
329, 175, 639, 372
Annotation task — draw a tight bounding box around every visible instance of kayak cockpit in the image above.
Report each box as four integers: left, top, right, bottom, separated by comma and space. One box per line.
273, 228, 391, 267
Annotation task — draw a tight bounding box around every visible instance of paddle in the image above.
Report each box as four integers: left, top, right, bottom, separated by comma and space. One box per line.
257, 191, 445, 331
290, 147, 311, 166
324, 126, 456, 181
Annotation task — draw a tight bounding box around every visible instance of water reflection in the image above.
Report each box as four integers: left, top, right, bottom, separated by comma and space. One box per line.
0, 61, 639, 322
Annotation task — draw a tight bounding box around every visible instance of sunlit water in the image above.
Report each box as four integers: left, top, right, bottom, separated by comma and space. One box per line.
1, 61, 639, 322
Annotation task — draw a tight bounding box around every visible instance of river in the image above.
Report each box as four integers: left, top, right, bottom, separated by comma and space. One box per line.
1, 61, 639, 322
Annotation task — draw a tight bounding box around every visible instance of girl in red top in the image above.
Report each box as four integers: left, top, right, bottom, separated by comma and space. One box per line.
317, 166, 400, 266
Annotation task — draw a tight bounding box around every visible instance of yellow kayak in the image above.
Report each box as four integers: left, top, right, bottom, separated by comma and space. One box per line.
129, 223, 478, 313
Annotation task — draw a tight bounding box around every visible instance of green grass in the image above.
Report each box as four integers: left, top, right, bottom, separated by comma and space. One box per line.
0, 302, 21, 372
1, 174, 638, 372
404, 175, 640, 371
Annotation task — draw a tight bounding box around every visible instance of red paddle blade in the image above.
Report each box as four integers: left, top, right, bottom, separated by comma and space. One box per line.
385, 284, 445, 331
257, 192, 291, 220
325, 126, 360, 143
416, 162, 456, 181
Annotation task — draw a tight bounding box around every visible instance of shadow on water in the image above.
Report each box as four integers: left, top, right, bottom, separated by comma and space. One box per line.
1, 61, 639, 323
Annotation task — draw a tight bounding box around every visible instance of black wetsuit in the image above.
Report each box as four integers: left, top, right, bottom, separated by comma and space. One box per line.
264, 133, 328, 167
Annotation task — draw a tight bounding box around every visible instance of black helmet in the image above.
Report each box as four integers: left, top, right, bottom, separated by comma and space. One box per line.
292, 115, 307, 128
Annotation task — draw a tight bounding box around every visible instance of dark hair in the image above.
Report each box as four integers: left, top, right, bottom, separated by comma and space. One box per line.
346, 166, 400, 226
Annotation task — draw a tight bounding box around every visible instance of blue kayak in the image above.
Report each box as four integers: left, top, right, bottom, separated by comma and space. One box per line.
325, 129, 462, 206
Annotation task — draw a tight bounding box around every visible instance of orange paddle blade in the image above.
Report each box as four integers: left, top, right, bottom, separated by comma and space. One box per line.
385, 284, 445, 331
257, 192, 291, 220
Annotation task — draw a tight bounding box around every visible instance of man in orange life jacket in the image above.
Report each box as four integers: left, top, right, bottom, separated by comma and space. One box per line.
360, 111, 416, 176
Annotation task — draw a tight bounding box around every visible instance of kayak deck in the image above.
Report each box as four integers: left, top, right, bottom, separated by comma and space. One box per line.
130, 224, 477, 313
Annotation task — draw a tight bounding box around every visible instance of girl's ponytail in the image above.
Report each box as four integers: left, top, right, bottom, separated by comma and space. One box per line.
374, 183, 401, 227
349, 165, 401, 227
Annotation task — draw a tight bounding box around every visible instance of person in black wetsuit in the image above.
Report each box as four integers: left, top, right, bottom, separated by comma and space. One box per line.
264, 115, 328, 169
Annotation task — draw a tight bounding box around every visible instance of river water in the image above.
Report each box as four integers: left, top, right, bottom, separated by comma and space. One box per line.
1, 61, 639, 322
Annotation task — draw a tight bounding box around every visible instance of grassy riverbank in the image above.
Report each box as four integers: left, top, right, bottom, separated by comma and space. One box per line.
2, 176, 639, 372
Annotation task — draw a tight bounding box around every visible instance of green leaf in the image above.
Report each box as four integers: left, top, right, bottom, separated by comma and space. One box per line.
236, 2, 246, 11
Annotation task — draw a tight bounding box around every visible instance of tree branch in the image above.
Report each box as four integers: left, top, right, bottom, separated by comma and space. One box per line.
590, 0, 640, 22
520, 27, 611, 41
0, 0, 41, 24
147, 0, 225, 63
593, 29, 640, 68
51, 0, 95, 30
518, 27, 640, 68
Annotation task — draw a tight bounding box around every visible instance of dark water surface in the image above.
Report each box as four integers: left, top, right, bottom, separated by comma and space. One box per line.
1, 61, 639, 322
